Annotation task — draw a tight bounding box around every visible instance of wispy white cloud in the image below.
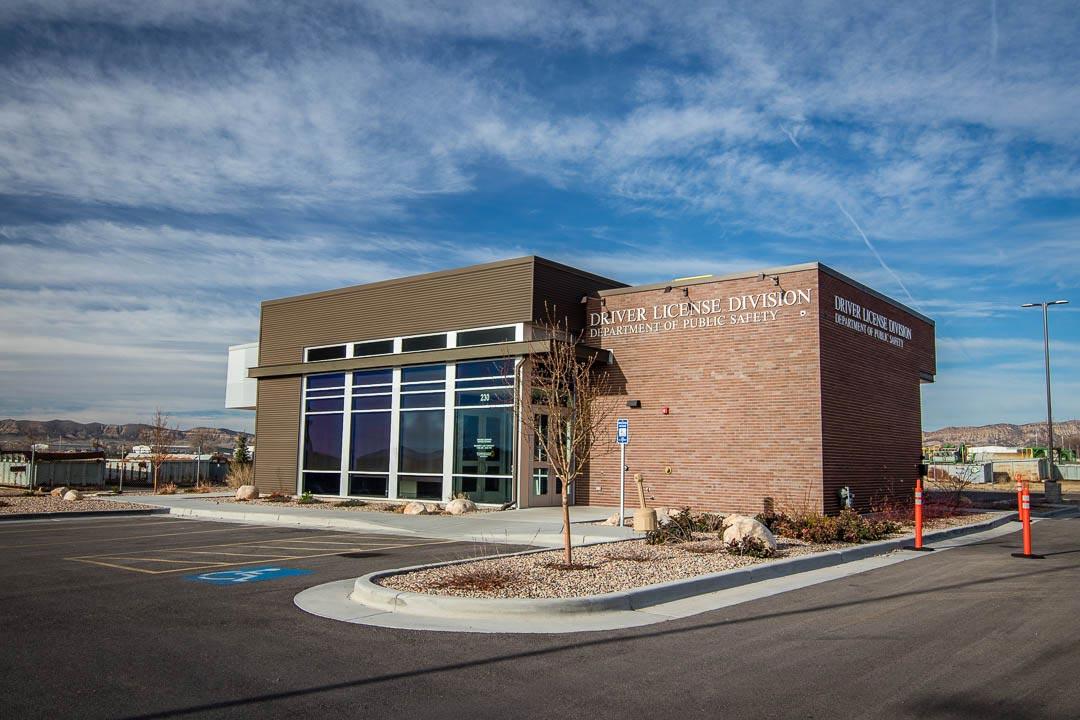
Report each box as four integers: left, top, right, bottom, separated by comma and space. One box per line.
1, 1, 1079, 429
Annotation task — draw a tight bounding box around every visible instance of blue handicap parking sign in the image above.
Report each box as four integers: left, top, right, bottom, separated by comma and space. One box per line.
186, 566, 312, 585
617, 418, 629, 444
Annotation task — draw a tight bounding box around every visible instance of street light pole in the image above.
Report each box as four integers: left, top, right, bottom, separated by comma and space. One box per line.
1021, 299, 1069, 503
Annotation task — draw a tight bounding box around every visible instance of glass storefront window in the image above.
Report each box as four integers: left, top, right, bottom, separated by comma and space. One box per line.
303, 413, 342, 471
299, 359, 518, 503
350, 412, 390, 472
302, 472, 340, 495
349, 474, 388, 497
399, 409, 444, 474
398, 475, 442, 500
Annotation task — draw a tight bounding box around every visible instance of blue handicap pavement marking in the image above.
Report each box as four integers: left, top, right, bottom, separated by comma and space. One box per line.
185, 566, 313, 585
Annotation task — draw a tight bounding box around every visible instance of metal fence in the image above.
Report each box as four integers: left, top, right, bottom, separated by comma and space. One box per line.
0, 451, 106, 488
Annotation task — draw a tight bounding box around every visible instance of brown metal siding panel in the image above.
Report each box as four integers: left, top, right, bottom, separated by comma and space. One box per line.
253, 376, 301, 495
532, 259, 627, 332
259, 261, 536, 366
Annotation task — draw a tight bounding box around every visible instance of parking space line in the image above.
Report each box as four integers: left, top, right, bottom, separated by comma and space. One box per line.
0, 524, 295, 550
0, 518, 191, 537
64, 536, 464, 574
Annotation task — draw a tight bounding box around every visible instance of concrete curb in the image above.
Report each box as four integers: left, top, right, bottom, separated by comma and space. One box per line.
159, 504, 633, 547
350, 513, 1019, 620
0, 507, 171, 522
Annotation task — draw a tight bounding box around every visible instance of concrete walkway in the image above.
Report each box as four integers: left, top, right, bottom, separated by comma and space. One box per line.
103, 493, 640, 547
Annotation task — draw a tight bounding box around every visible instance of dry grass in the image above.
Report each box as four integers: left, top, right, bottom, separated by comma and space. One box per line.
226, 464, 254, 489
158, 483, 178, 495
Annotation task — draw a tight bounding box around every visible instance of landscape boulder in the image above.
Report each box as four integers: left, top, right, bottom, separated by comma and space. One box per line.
50, 487, 69, 498
601, 512, 624, 526
234, 485, 259, 501
445, 498, 478, 515
403, 502, 429, 515
62, 489, 82, 501
721, 514, 777, 551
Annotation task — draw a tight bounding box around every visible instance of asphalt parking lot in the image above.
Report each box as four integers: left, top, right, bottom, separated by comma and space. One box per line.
1, 514, 1078, 720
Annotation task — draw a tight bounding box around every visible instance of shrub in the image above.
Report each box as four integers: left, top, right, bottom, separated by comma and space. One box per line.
755, 511, 790, 533
726, 536, 775, 558
263, 492, 290, 503
226, 463, 254, 490
337, 499, 367, 508
295, 491, 320, 505
159, 483, 178, 495
645, 508, 727, 545
766, 509, 900, 544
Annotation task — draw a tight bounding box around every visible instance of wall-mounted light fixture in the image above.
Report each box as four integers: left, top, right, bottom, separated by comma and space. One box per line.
663, 286, 673, 293
579, 295, 589, 304
600, 297, 607, 307
757, 272, 780, 286
626, 399, 641, 408
681, 287, 689, 297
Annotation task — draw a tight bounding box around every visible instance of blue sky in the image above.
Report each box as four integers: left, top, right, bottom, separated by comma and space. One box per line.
0, 1, 1077, 435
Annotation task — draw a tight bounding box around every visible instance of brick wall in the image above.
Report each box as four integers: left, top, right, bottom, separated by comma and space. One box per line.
579, 266, 934, 515
582, 269, 824, 515
818, 271, 935, 512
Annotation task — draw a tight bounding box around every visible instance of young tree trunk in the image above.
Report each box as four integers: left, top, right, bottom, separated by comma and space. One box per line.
562, 484, 572, 566
153, 465, 159, 494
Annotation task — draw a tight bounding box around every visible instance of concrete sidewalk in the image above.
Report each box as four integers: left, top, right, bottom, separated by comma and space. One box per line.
103, 493, 640, 547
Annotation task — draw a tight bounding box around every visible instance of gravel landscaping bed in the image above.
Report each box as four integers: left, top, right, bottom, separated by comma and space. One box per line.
0, 495, 158, 515
379, 512, 999, 599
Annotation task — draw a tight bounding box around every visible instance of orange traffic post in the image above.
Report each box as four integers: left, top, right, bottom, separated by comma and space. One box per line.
904, 476, 934, 552
1012, 480, 1044, 559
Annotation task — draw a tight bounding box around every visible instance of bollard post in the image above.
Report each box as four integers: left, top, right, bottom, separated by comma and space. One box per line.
1012, 480, 1044, 559
904, 476, 934, 551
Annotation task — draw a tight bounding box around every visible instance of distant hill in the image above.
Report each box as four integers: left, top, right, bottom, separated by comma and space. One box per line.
0, 419, 246, 454
923, 420, 1080, 447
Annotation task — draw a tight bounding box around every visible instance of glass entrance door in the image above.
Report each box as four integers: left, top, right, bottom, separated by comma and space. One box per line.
528, 413, 559, 507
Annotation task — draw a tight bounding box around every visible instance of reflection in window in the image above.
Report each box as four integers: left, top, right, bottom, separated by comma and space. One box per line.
303, 414, 342, 471
303, 472, 340, 495
399, 410, 444, 474
456, 326, 516, 347
353, 339, 394, 357
398, 475, 443, 500
349, 474, 388, 497
401, 334, 447, 352
306, 345, 346, 362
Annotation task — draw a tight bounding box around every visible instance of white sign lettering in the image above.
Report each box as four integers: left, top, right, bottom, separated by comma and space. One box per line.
588, 288, 813, 338
833, 295, 912, 348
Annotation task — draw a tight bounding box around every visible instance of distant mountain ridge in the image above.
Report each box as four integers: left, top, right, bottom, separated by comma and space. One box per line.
0, 419, 246, 453
923, 420, 1080, 447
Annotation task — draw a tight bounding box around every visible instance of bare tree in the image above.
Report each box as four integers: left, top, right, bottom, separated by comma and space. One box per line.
516, 310, 615, 566
141, 409, 177, 494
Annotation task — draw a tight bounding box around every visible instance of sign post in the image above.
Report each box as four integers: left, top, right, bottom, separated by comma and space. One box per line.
617, 419, 629, 525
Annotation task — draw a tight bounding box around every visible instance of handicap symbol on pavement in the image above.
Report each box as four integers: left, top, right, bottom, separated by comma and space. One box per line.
185, 566, 312, 585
